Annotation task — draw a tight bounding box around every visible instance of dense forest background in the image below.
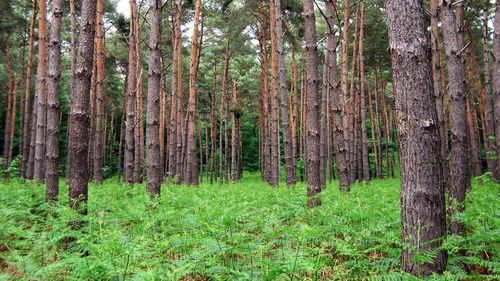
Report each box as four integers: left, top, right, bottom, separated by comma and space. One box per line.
0, 0, 499, 279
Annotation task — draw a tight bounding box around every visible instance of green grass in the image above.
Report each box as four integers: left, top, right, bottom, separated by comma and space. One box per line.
0, 174, 498, 280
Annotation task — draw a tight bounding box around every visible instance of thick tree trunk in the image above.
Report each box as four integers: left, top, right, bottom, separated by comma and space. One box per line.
185, 0, 202, 185
124, 0, 137, 184
93, 0, 105, 183
33, 0, 48, 181
348, 8, 360, 184
273, 0, 295, 185
440, 0, 470, 236
385, 0, 447, 275
68, 0, 97, 212
20, 0, 37, 178
303, 0, 321, 207
45, 0, 63, 201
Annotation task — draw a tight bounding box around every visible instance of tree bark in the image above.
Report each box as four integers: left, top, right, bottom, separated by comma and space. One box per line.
494, 0, 500, 175
145, 0, 163, 196
272, 0, 295, 185
3, 41, 14, 170
124, 0, 137, 184
33, 0, 48, 181
430, 0, 449, 190
92, 0, 105, 183
303, 0, 321, 207
68, 0, 97, 212
440, 0, 470, 236
210, 62, 217, 184
20, 0, 37, 178
258, 10, 271, 184
45, 0, 63, 201
358, 2, 369, 183
385, 0, 447, 275
268, 0, 280, 186
184, 0, 202, 185
482, 2, 497, 178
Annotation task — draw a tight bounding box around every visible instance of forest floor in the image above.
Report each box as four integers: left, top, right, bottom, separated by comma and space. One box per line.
0, 173, 498, 280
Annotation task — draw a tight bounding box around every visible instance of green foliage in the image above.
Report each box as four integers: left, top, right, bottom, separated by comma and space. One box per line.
0, 176, 498, 280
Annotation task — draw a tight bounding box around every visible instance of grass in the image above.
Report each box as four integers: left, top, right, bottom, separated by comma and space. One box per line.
0, 173, 498, 280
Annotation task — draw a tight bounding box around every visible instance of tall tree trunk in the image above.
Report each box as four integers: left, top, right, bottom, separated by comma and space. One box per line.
231, 81, 241, 182
320, 50, 328, 187
430, 0, 449, 190
145, 0, 163, 196
33, 0, 48, 181
482, 2, 497, 178
303, 0, 321, 207
340, 0, 351, 184
184, 0, 202, 185
272, 0, 295, 185
168, 11, 178, 177
45, 0, 63, 201
20, 0, 37, 178
124, 0, 137, 184
268, 0, 280, 186
358, 2, 369, 183
493, 0, 500, 174
3, 41, 14, 170
134, 5, 144, 183
258, 10, 271, 184
385, 0, 447, 275
210, 62, 217, 184
348, 8, 360, 184
66, 0, 78, 180
466, 97, 482, 177
440, 0, 470, 236
175, 0, 184, 180
93, 0, 105, 183
68, 0, 97, 212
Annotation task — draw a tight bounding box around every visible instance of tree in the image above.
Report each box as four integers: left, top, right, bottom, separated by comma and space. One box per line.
20, 0, 37, 178
185, 0, 202, 185
494, 0, 500, 173
303, 0, 321, 207
358, 2, 369, 183
45, 0, 63, 201
124, 0, 138, 184
268, 0, 280, 186
146, 0, 163, 196
67, 0, 98, 212
272, 0, 295, 186
33, 0, 48, 181
93, 0, 106, 184
385, 0, 447, 275
440, 0, 470, 236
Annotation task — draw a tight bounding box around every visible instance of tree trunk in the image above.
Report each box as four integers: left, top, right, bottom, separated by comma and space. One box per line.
175, 0, 184, 180
3, 41, 14, 170
358, 2, 369, 183
134, 6, 144, 183
33, 0, 48, 181
303, 0, 321, 207
493, 0, 500, 175
93, 0, 105, 183
482, 2, 497, 178
210, 62, 217, 184
65, 0, 78, 180
145, 0, 163, 196
168, 11, 178, 177
45, 0, 63, 201
268, 0, 280, 186
231, 82, 241, 182
184, 0, 202, 185
272, 0, 295, 186
466, 97, 482, 177
440, 0, 470, 236
320, 50, 328, 187
20, 0, 37, 178
258, 10, 271, 184
68, 0, 97, 212
124, 0, 137, 184
430, 0, 449, 190
385, 0, 447, 275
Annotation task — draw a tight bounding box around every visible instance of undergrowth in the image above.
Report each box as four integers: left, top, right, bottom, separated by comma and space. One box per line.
0, 174, 498, 280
